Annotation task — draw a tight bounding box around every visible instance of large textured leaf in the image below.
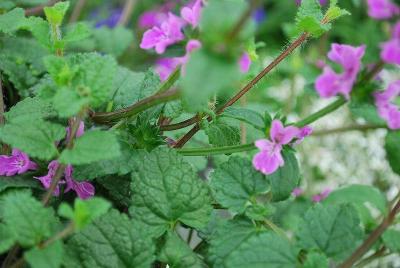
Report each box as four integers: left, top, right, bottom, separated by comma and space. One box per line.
221, 107, 265, 130
385, 131, 400, 176
1, 191, 57, 247
60, 130, 121, 165
382, 229, 400, 253
0, 8, 28, 34
0, 175, 42, 194
129, 148, 212, 237
158, 232, 205, 268
268, 152, 301, 202
5, 97, 55, 123
64, 210, 155, 268
0, 119, 65, 160
0, 223, 15, 254
210, 156, 268, 213
25, 241, 64, 268
111, 67, 146, 109
297, 204, 363, 261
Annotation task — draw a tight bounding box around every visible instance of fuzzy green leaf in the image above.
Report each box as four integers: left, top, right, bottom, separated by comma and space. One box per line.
0, 8, 28, 34
0, 119, 65, 160
210, 156, 268, 213
65, 209, 155, 268
129, 148, 212, 237
43, 1, 69, 26
382, 229, 400, 253
295, 0, 330, 37
205, 120, 241, 147
303, 252, 329, 268
60, 130, 121, 165
385, 131, 400, 176
222, 107, 265, 130
25, 240, 64, 268
0, 224, 15, 254
92, 26, 134, 57
297, 204, 363, 261
5, 97, 55, 123
0, 174, 42, 194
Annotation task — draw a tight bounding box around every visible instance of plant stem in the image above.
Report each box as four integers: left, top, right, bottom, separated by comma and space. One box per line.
355, 247, 387, 268
226, 0, 260, 42
312, 124, 387, 136
118, 0, 136, 26
173, 33, 309, 148
160, 115, 199, 131
91, 89, 180, 124
25, 0, 58, 16
158, 67, 180, 93
68, 0, 86, 23
339, 197, 400, 268
40, 222, 75, 248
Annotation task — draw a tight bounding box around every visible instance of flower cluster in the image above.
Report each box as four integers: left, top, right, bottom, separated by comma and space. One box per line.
366, 0, 399, 20
252, 120, 312, 175
381, 22, 400, 65
315, 43, 366, 99
374, 80, 400, 129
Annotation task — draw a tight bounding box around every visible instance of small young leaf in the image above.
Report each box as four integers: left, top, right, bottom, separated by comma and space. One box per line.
295, 0, 330, 37
60, 130, 121, 165
25, 240, 64, 268
65, 209, 155, 268
63, 22, 91, 43
210, 156, 268, 214
303, 252, 329, 268
43, 1, 70, 26
382, 229, 400, 253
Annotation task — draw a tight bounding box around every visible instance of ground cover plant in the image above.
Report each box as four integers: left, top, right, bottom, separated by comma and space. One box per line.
0, 0, 399, 267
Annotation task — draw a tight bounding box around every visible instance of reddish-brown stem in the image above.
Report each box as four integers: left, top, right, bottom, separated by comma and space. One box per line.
173, 33, 309, 148
160, 115, 199, 131
339, 198, 400, 268
68, 0, 86, 23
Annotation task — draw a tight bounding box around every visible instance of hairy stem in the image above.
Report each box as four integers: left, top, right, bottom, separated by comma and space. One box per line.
91, 89, 180, 124
118, 0, 136, 26
40, 222, 75, 248
339, 197, 400, 268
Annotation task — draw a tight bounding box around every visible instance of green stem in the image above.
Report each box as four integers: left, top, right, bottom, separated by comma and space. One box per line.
158, 67, 180, 93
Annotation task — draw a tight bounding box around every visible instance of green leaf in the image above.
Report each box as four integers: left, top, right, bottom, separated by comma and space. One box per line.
208, 218, 297, 267
60, 130, 121, 165
0, 223, 15, 254
26, 17, 52, 49
297, 203, 363, 261
97, 175, 131, 207
226, 232, 298, 268
181, 50, 240, 112
382, 229, 400, 253
303, 252, 329, 268
295, 0, 330, 37
158, 231, 205, 268
65, 209, 155, 268
268, 151, 301, 202
52, 87, 89, 117
205, 120, 241, 147
385, 131, 400, 176
129, 148, 212, 237
63, 22, 91, 43
5, 97, 55, 123
0, 174, 42, 194
221, 107, 265, 130
210, 156, 268, 213
25, 240, 64, 268
0, 119, 65, 160
1, 191, 57, 247
58, 197, 110, 230
43, 1, 69, 26
325, 6, 350, 22
92, 26, 134, 57
0, 8, 28, 34
323, 184, 387, 228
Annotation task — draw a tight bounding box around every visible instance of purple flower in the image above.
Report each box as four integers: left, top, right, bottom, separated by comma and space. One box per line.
374, 80, 400, 129
155, 39, 202, 81
66, 121, 85, 142
239, 52, 252, 73
253, 120, 300, 175
252, 7, 266, 25
380, 22, 400, 65
95, 9, 123, 28
367, 0, 399, 20
35, 161, 95, 199
292, 188, 304, 197
0, 149, 37, 176
312, 188, 332, 203
138, 10, 168, 29
295, 126, 313, 145
315, 44, 366, 99
181, 0, 202, 28
140, 13, 185, 54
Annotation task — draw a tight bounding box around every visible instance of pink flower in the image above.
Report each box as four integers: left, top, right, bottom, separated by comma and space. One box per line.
380, 22, 400, 65
292, 188, 304, 197
295, 126, 313, 145
138, 10, 168, 29
374, 80, 400, 129
155, 39, 202, 81
181, 0, 202, 28
312, 188, 332, 203
66, 121, 85, 141
239, 52, 252, 73
35, 161, 95, 199
315, 44, 366, 99
140, 13, 185, 54
0, 149, 37, 176
253, 120, 300, 175
367, 0, 399, 19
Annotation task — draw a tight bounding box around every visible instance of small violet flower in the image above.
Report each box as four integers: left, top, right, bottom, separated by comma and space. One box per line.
312, 188, 332, 203
315, 43, 366, 99
367, 0, 399, 20
0, 149, 37, 176
140, 13, 185, 54
292, 188, 304, 197
381, 22, 400, 65
181, 0, 202, 28
253, 120, 311, 175
374, 80, 400, 129
156, 39, 202, 81
95, 9, 123, 29
239, 52, 252, 73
